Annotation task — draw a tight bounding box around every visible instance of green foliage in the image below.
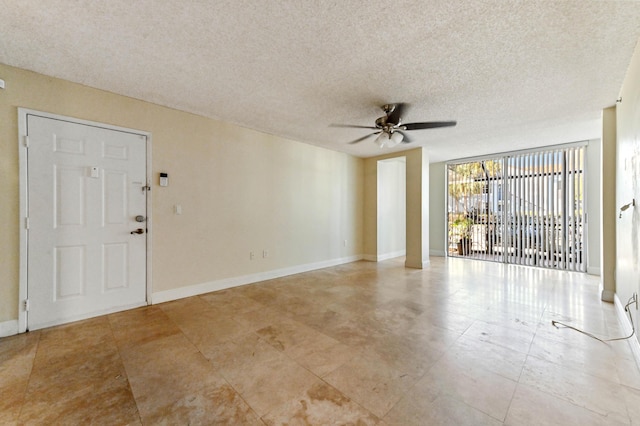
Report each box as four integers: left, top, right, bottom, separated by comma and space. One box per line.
447, 160, 502, 201
451, 217, 472, 238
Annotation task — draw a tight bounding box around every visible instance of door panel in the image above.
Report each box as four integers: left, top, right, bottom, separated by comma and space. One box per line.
54, 245, 85, 298
27, 115, 147, 330
55, 166, 86, 227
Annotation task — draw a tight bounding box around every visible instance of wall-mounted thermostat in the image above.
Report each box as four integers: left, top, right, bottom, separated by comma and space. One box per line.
159, 172, 168, 187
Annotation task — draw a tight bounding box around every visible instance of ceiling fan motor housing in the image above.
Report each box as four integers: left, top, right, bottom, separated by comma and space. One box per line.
381, 104, 396, 114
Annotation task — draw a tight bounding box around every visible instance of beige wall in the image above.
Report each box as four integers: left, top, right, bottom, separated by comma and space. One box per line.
405, 148, 430, 268
429, 162, 446, 256
0, 64, 364, 325
601, 110, 616, 301
363, 157, 378, 258
616, 40, 640, 337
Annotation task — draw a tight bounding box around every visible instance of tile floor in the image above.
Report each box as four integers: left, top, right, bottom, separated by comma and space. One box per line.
2, 257, 640, 425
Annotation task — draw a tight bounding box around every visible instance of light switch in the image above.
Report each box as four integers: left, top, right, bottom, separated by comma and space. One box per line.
174, 204, 182, 215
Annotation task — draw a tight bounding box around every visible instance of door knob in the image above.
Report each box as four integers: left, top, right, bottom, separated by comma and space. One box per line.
130, 228, 145, 235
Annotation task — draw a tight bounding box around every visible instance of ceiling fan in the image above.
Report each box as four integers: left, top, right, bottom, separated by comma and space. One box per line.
331, 103, 456, 148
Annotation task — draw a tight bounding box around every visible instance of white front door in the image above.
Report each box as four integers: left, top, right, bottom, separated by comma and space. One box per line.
25, 114, 148, 330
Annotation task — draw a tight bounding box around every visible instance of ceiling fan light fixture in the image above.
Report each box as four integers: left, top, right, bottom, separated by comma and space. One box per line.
375, 131, 402, 148
389, 131, 403, 146
375, 132, 390, 148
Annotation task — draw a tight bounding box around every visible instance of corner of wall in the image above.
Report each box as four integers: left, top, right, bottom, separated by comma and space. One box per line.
0, 320, 19, 338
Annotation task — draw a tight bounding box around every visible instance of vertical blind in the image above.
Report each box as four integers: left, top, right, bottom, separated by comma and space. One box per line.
447, 145, 585, 272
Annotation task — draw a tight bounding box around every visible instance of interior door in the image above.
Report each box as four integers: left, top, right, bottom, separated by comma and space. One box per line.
26, 114, 148, 330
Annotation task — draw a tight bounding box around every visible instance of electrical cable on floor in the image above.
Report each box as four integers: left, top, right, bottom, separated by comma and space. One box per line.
551, 295, 637, 344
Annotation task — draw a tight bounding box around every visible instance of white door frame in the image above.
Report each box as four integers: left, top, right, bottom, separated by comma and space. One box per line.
17, 108, 153, 333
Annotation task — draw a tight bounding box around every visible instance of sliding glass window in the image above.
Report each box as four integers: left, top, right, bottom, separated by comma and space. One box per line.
447, 144, 586, 272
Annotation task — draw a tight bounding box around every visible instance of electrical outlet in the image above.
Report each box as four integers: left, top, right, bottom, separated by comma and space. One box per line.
250, 251, 254, 260
343, 239, 347, 247
263, 250, 268, 258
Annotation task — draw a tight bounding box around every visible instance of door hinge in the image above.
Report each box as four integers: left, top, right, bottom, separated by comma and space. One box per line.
23, 135, 29, 148
23, 299, 30, 312
25, 217, 30, 229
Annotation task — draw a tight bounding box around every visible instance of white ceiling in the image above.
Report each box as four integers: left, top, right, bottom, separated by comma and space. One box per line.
2, 1, 640, 161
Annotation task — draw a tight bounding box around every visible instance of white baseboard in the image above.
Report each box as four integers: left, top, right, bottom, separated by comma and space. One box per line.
429, 249, 446, 257
376, 250, 406, 262
0, 320, 18, 338
151, 255, 363, 304
614, 294, 640, 371
362, 251, 407, 262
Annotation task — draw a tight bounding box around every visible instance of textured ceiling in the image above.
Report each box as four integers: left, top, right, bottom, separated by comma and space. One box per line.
2, 1, 640, 161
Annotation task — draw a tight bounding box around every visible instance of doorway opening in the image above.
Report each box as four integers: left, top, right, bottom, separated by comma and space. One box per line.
447, 144, 586, 272
377, 157, 406, 260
